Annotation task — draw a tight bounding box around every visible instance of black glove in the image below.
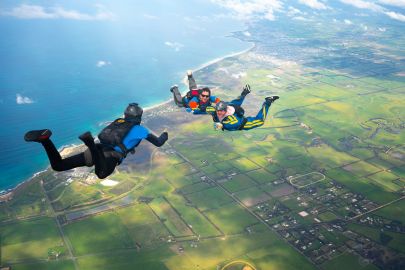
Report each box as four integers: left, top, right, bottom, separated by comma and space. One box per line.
160, 131, 168, 141
241, 84, 251, 97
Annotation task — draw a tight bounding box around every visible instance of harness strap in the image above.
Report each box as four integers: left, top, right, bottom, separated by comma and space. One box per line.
117, 143, 129, 157
99, 144, 126, 165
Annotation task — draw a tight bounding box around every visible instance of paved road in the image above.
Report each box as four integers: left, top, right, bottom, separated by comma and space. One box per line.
349, 195, 405, 221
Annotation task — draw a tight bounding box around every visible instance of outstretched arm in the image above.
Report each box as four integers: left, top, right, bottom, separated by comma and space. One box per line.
146, 132, 168, 147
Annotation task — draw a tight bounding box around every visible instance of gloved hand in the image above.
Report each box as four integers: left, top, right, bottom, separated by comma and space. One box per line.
185, 108, 192, 113
241, 84, 251, 97
160, 131, 168, 141
214, 122, 223, 131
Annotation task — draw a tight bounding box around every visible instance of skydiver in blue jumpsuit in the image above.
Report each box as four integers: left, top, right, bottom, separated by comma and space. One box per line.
211, 85, 279, 131
24, 103, 168, 179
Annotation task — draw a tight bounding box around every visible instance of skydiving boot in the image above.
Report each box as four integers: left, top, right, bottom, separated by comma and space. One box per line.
265, 96, 279, 105
79, 131, 96, 150
170, 85, 185, 107
187, 70, 193, 79
78, 131, 100, 164
170, 84, 178, 93
24, 129, 52, 142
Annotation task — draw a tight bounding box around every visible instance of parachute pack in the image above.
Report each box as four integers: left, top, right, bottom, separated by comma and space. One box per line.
232, 104, 245, 118
98, 118, 138, 155
185, 89, 201, 100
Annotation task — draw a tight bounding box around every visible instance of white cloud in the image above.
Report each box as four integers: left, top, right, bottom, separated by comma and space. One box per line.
341, 0, 405, 22
340, 0, 384, 12
378, 27, 387, 31
211, 0, 283, 21
96, 60, 111, 68
243, 31, 251, 36
293, 16, 310, 21
385, 10, 405, 21
165, 41, 184, 52
378, 0, 405, 8
231, 72, 246, 79
1, 4, 114, 20
344, 19, 353, 24
16, 94, 34, 104
298, 0, 328, 10
287, 6, 302, 16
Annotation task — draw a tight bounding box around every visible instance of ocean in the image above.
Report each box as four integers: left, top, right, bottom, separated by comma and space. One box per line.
0, 1, 249, 190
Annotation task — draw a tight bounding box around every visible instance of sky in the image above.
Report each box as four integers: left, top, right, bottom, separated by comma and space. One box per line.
0, 0, 404, 23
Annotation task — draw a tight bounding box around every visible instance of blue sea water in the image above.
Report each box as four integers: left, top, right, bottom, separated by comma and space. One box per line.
0, 1, 249, 190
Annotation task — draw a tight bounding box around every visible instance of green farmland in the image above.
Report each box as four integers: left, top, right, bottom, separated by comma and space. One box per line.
1, 5, 405, 270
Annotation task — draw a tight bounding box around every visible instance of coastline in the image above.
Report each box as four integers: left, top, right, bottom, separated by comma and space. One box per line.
1, 42, 255, 198
188, 42, 254, 78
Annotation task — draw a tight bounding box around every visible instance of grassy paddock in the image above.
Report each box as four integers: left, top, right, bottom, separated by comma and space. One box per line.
166, 194, 221, 237
342, 160, 381, 177
325, 169, 400, 204
367, 171, 401, 192
186, 187, 234, 211
235, 186, 271, 207
1, 217, 63, 262
63, 211, 134, 256
204, 203, 258, 235
246, 169, 279, 184
11, 260, 75, 270
165, 230, 315, 270
9, 181, 49, 218
307, 145, 359, 169
116, 204, 170, 247
76, 245, 173, 270
222, 174, 257, 193
374, 199, 405, 224
321, 252, 379, 270
149, 197, 193, 237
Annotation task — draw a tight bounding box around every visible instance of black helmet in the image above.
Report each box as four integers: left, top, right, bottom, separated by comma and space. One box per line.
215, 101, 228, 111
124, 103, 143, 122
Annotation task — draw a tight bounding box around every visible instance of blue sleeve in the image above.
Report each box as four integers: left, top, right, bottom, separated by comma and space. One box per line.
116, 125, 150, 152
124, 125, 149, 144
134, 125, 149, 139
